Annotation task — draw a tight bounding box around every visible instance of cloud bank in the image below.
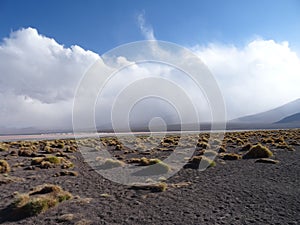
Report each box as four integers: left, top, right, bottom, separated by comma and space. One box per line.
195, 40, 300, 118
0, 28, 99, 130
0, 27, 300, 132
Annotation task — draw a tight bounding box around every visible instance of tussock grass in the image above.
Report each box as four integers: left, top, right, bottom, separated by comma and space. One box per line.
130, 158, 171, 176
128, 157, 166, 167
99, 158, 125, 169
0, 159, 10, 173
274, 137, 285, 143
240, 143, 252, 152
243, 144, 273, 159
218, 146, 226, 153
140, 157, 161, 166
18, 146, 37, 157
130, 182, 168, 192
31, 156, 73, 169
0, 143, 9, 151
262, 137, 274, 144
65, 146, 77, 152
220, 153, 241, 160
185, 156, 216, 169
11, 184, 72, 217
54, 170, 78, 177
43, 145, 57, 153
197, 141, 211, 149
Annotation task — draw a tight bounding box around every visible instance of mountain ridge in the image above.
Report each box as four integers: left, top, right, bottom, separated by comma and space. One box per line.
232, 98, 300, 124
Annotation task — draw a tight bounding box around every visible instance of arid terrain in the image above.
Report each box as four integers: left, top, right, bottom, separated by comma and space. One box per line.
0, 129, 299, 224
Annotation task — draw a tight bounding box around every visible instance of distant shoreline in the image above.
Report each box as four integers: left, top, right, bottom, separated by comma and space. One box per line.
1, 127, 300, 142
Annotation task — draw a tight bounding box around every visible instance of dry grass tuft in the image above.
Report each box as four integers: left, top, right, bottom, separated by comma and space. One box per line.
11, 184, 72, 217
18, 147, 37, 157
184, 156, 216, 169
240, 143, 252, 152
220, 153, 241, 160
0, 159, 10, 173
243, 144, 273, 159
218, 146, 226, 153
132, 159, 171, 176
43, 145, 57, 153
54, 170, 78, 177
262, 137, 274, 144
197, 141, 211, 149
99, 158, 125, 169
0, 143, 9, 151
31, 156, 73, 169
130, 182, 168, 192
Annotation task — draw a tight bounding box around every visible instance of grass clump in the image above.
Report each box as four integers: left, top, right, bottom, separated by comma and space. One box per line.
274, 137, 285, 143
46, 155, 61, 164
255, 158, 279, 164
54, 141, 65, 149
128, 157, 167, 167
262, 137, 274, 144
240, 143, 252, 152
18, 147, 37, 157
220, 153, 241, 160
132, 159, 171, 176
184, 156, 216, 169
99, 158, 125, 170
54, 170, 78, 177
31, 156, 73, 169
130, 182, 168, 192
65, 146, 77, 152
12, 184, 72, 217
218, 146, 226, 153
197, 141, 211, 149
43, 145, 57, 153
31, 157, 45, 165
243, 144, 273, 159
0, 143, 9, 151
140, 157, 161, 166
0, 159, 10, 173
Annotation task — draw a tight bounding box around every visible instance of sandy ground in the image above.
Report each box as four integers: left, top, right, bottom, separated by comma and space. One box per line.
0, 130, 299, 225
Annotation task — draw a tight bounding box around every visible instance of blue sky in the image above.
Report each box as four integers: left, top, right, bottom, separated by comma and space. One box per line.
1, 0, 300, 54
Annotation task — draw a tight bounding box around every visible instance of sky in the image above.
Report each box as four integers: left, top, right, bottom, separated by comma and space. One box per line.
1, 0, 300, 53
0, 0, 300, 132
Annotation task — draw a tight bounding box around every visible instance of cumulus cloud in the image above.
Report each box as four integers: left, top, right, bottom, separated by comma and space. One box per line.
194, 39, 300, 119
137, 11, 156, 40
0, 28, 99, 130
1, 27, 300, 133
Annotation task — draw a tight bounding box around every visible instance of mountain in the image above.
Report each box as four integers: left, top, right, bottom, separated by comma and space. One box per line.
2, 99, 300, 135
232, 98, 300, 124
275, 112, 300, 124
0, 126, 72, 135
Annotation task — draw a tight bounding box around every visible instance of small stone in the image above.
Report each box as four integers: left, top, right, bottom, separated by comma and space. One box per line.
24, 166, 35, 170
255, 158, 279, 164
57, 213, 74, 222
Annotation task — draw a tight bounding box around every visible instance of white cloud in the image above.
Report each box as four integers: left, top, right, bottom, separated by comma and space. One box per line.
137, 11, 156, 40
1, 27, 300, 133
0, 27, 99, 130
194, 39, 300, 119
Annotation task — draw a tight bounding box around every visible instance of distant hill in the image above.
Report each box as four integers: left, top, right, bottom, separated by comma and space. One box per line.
232, 98, 300, 124
275, 112, 300, 124
2, 98, 300, 135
